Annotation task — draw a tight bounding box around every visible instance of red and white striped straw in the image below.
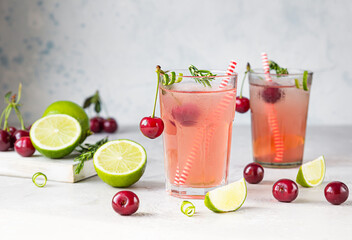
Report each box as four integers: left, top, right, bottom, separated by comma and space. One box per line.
261, 52, 284, 162
174, 60, 237, 185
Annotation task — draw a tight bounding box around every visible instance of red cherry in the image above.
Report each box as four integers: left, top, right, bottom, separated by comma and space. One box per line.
272, 179, 298, 202
90, 118, 102, 133
243, 162, 264, 184
171, 103, 200, 126
112, 191, 139, 216
12, 130, 30, 142
236, 97, 250, 113
140, 116, 164, 139
261, 86, 282, 104
324, 181, 349, 205
8, 126, 17, 136
14, 137, 35, 157
7, 126, 17, 149
104, 118, 118, 133
0, 130, 11, 151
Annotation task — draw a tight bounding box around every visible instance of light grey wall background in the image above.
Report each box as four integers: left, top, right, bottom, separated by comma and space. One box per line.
0, 0, 351, 126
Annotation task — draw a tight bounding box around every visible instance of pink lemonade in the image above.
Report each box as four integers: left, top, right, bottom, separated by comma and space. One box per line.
249, 70, 312, 168
159, 72, 237, 199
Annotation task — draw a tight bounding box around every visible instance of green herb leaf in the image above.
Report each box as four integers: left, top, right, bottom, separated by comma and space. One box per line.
269, 60, 288, 75
188, 65, 215, 87
74, 137, 108, 174
83, 96, 93, 108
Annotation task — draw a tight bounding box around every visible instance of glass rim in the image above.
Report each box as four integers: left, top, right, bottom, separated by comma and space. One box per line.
165, 69, 238, 78
250, 68, 313, 76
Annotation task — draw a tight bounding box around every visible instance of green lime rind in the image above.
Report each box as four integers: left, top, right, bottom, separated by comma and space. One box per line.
302, 71, 309, 91
43, 101, 89, 143
175, 73, 183, 83
296, 155, 326, 188
163, 74, 170, 85
168, 72, 176, 85
30, 115, 82, 159
294, 79, 301, 89
204, 178, 247, 213
93, 139, 147, 187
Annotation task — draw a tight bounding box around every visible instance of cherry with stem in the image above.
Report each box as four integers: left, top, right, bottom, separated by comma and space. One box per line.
139, 65, 164, 139
236, 63, 251, 114
0, 84, 29, 152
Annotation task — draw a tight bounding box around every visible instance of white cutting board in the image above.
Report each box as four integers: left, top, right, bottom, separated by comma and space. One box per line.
0, 151, 96, 183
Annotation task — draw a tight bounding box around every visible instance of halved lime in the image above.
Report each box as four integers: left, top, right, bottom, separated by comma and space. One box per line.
204, 178, 247, 213
30, 114, 82, 159
43, 101, 89, 143
296, 155, 325, 187
93, 139, 147, 187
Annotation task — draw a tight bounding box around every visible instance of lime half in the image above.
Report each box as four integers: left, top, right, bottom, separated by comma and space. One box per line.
30, 114, 82, 159
296, 155, 326, 187
204, 178, 247, 213
43, 101, 89, 143
93, 140, 147, 187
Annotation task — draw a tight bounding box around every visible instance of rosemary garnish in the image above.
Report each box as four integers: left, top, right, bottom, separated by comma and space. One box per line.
158, 65, 215, 87
269, 60, 288, 75
74, 137, 108, 174
188, 65, 215, 87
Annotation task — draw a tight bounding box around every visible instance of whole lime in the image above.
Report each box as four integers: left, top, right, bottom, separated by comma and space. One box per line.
43, 100, 89, 143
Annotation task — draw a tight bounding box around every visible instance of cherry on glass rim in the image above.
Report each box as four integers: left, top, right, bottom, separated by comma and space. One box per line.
324, 181, 349, 205
140, 116, 164, 139
272, 179, 298, 203
112, 191, 139, 216
236, 96, 250, 113
14, 136, 35, 157
243, 162, 264, 184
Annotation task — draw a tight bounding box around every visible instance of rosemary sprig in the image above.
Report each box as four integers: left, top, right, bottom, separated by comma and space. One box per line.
74, 137, 108, 174
269, 60, 288, 75
188, 65, 215, 87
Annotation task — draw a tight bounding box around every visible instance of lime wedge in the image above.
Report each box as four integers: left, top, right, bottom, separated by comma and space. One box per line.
30, 114, 82, 159
296, 156, 325, 187
93, 139, 147, 187
204, 178, 247, 213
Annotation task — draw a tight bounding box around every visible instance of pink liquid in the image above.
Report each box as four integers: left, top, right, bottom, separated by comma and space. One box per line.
160, 87, 236, 195
250, 83, 310, 167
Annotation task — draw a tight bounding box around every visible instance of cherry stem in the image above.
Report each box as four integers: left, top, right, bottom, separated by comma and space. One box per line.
152, 66, 161, 118
239, 71, 248, 98
0, 83, 25, 130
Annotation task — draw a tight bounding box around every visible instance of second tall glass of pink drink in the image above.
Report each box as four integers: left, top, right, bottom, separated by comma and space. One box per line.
159, 70, 237, 199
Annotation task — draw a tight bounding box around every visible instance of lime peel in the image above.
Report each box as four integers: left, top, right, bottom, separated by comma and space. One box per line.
296, 155, 326, 188
181, 201, 195, 217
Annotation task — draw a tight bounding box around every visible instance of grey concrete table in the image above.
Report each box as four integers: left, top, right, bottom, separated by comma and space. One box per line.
0, 125, 351, 240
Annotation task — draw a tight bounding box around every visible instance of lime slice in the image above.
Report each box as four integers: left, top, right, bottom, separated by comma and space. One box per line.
204, 178, 247, 213
43, 101, 89, 143
93, 139, 147, 187
296, 155, 325, 187
30, 114, 82, 159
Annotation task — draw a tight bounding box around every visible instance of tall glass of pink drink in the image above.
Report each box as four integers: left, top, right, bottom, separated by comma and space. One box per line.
249, 69, 313, 168
159, 70, 237, 199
